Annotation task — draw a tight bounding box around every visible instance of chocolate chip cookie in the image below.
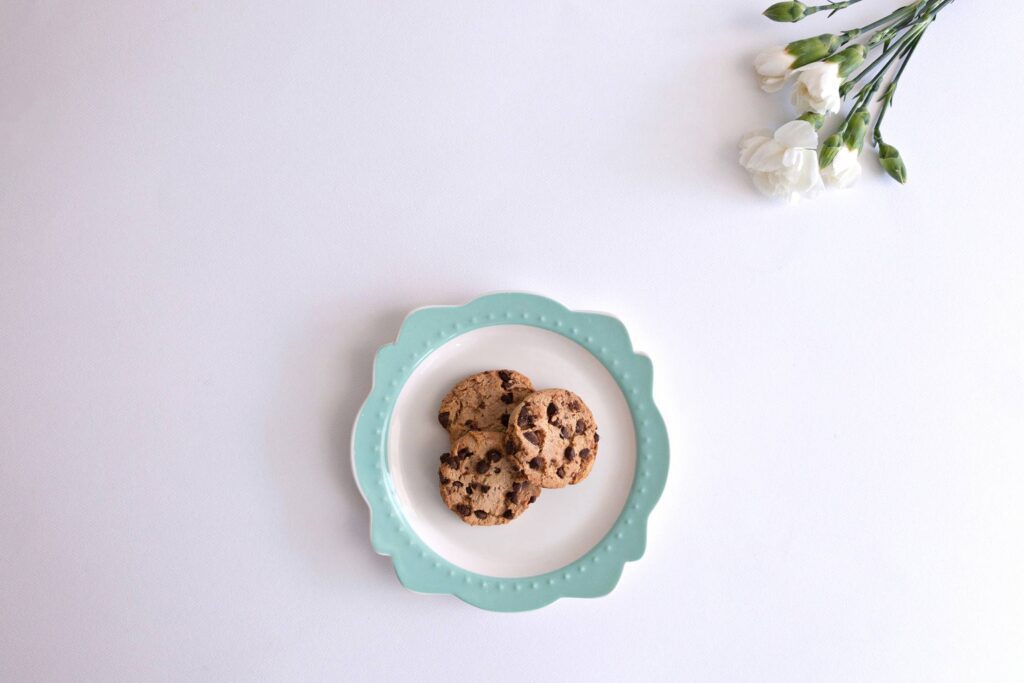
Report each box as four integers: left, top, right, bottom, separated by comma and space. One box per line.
439, 431, 541, 526
507, 388, 599, 488
437, 370, 534, 443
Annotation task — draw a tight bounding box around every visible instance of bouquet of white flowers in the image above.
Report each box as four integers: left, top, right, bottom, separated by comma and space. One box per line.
740, 0, 955, 202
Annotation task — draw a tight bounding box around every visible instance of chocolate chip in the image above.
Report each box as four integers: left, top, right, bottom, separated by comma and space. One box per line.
440, 453, 453, 466
479, 485, 491, 493
517, 411, 532, 428
457, 448, 470, 458
465, 484, 473, 494
502, 509, 514, 519
440, 477, 450, 485
529, 456, 543, 470
564, 446, 575, 461
523, 431, 541, 446
594, 432, 600, 443
493, 468, 500, 474
579, 448, 591, 460
504, 439, 515, 455
556, 466, 565, 478
486, 449, 501, 462
452, 481, 463, 489
500, 413, 509, 427
456, 504, 471, 516
568, 400, 581, 411
529, 495, 537, 503
465, 419, 479, 430
576, 420, 586, 434
474, 510, 487, 519
438, 412, 450, 428
501, 392, 514, 404
475, 460, 489, 474
559, 425, 571, 439
505, 491, 515, 501
497, 370, 512, 383
547, 402, 557, 417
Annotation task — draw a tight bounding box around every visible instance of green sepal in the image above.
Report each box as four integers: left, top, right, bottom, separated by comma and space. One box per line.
819, 133, 843, 168
797, 112, 825, 130
786, 34, 841, 68
826, 44, 867, 78
843, 109, 870, 152
878, 142, 908, 184
763, 2, 813, 22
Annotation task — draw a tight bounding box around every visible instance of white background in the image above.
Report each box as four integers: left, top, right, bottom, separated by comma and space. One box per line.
2, 1, 1022, 680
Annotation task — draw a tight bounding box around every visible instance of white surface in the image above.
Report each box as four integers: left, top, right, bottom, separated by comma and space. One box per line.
1, 1, 1022, 681
386, 324, 635, 577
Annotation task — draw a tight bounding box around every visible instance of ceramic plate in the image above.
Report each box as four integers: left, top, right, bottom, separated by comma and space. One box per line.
351, 293, 669, 611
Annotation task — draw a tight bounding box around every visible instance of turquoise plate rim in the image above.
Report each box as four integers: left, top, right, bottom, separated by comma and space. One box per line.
351, 292, 669, 611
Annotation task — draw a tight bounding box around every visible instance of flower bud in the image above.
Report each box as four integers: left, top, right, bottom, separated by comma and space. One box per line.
878, 143, 907, 183
763, 1, 812, 22
797, 112, 825, 130
786, 34, 841, 68
818, 133, 842, 168
843, 109, 870, 151
826, 44, 867, 78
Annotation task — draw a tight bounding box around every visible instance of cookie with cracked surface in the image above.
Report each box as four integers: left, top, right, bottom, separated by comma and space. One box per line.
507, 388, 599, 488
437, 370, 534, 443
439, 431, 541, 526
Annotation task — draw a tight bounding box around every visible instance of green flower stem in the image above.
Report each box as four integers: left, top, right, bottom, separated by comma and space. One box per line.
796, 0, 956, 178
840, 1, 919, 44
829, 27, 917, 149
925, 0, 956, 17
852, 29, 919, 107
841, 24, 921, 95
864, 0, 952, 47
865, 4, 925, 47
819, 0, 862, 15
873, 23, 929, 146
784, 0, 863, 22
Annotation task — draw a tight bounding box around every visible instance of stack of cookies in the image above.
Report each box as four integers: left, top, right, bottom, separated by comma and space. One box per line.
436, 370, 599, 526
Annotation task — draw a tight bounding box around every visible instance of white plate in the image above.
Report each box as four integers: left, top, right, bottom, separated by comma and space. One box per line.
353, 292, 668, 610
387, 324, 636, 577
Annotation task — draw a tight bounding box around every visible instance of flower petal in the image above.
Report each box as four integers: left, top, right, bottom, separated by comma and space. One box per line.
822, 147, 862, 188
790, 62, 842, 115
774, 120, 818, 150
760, 75, 787, 93
743, 139, 786, 172
788, 149, 823, 195
738, 133, 772, 167
754, 47, 795, 78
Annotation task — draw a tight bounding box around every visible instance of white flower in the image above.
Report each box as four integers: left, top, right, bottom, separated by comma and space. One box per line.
790, 61, 842, 114
738, 120, 823, 202
754, 46, 796, 93
822, 146, 862, 188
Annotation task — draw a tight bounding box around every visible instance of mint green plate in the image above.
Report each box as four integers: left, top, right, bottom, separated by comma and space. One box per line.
351, 293, 669, 611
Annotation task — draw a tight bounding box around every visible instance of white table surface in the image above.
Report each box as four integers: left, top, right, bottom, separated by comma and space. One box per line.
2, 2, 1022, 680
